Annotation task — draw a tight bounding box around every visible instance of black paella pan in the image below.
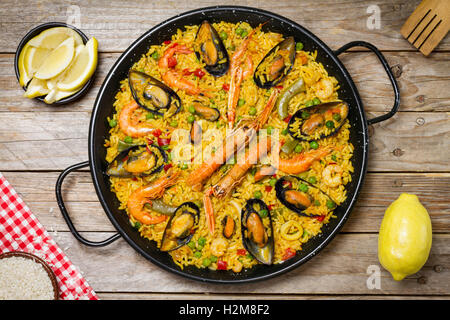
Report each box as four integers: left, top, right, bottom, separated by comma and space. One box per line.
56, 6, 399, 283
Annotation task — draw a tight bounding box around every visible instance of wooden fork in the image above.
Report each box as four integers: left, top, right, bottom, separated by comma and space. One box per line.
401, 0, 450, 56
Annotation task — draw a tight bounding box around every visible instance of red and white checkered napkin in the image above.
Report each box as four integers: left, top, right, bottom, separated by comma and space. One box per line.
0, 173, 98, 300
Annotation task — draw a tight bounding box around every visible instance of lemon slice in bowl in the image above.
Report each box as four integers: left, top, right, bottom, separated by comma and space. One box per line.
34, 37, 75, 80
24, 77, 49, 98
18, 43, 32, 87
56, 37, 98, 91
43, 88, 79, 104
27, 26, 84, 49
23, 46, 51, 79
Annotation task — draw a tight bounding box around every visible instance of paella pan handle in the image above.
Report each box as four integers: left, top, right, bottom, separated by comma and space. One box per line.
334, 41, 400, 125
55, 161, 121, 247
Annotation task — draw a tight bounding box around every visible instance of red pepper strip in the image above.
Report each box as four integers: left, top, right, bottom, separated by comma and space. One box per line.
282, 248, 296, 261
268, 204, 275, 211
222, 83, 230, 91
167, 56, 177, 68
183, 68, 193, 76
275, 85, 284, 89
265, 186, 273, 192
217, 260, 227, 270
163, 164, 173, 171
194, 68, 206, 79
315, 215, 325, 222
152, 129, 162, 137
237, 249, 246, 256
283, 115, 292, 123
164, 40, 171, 45
158, 137, 171, 146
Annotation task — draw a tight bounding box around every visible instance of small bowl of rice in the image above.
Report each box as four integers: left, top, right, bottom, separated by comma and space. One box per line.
0, 251, 59, 300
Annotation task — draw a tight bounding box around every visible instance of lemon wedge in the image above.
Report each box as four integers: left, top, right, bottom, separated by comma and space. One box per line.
24, 77, 49, 98
23, 45, 51, 79
34, 37, 75, 80
27, 27, 84, 49
18, 43, 32, 87
56, 37, 98, 91
43, 88, 79, 104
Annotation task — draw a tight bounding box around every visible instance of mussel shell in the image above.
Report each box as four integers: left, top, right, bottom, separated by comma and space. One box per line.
253, 36, 296, 88
287, 101, 349, 141
128, 70, 181, 116
190, 121, 202, 145
241, 199, 274, 265
160, 202, 200, 252
106, 144, 167, 177
275, 175, 336, 217
194, 20, 229, 77
192, 101, 220, 121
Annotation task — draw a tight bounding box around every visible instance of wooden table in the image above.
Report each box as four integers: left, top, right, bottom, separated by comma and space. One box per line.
1, 0, 449, 300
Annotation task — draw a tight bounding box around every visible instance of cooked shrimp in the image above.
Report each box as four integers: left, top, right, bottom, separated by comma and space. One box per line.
210, 238, 228, 257
127, 169, 180, 225
119, 100, 156, 138
272, 145, 333, 174
158, 43, 209, 96
242, 55, 254, 80
315, 78, 334, 100
232, 260, 243, 273
322, 164, 343, 187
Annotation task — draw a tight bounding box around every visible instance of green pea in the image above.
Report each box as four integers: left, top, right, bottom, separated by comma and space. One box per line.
326, 199, 336, 209
170, 120, 178, 127
238, 99, 245, 107
240, 30, 248, 38
266, 126, 274, 135
210, 255, 218, 263
269, 178, 277, 187
124, 136, 133, 144
250, 167, 257, 176
301, 110, 310, 119
314, 199, 321, 206
133, 221, 142, 229
146, 113, 155, 120
202, 258, 212, 267
299, 183, 308, 193
151, 51, 159, 59
187, 241, 196, 250
181, 163, 188, 170
326, 120, 335, 129
219, 31, 228, 40
235, 27, 244, 35
259, 209, 268, 218
333, 113, 342, 122
109, 119, 117, 127
294, 144, 303, 153
246, 253, 254, 260
296, 42, 304, 51
249, 107, 257, 115
198, 237, 206, 246
310, 141, 319, 149
312, 97, 321, 105
188, 105, 196, 114
331, 154, 337, 162
194, 251, 202, 258
305, 100, 314, 108
253, 190, 262, 199
281, 128, 289, 135
308, 176, 317, 184
187, 115, 195, 123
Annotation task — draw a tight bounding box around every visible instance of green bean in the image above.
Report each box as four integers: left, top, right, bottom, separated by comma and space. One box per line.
281, 137, 298, 154
276, 78, 305, 120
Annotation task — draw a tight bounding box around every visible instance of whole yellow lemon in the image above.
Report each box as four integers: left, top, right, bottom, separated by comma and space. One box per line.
378, 193, 432, 281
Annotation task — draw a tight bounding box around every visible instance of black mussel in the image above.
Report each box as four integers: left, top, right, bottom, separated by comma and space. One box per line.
241, 199, 274, 265
222, 215, 235, 239
254, 36, 296, 88
106, 144, 167, 177
275, 175, 337, 217
190, 121, 202, 145
128, 70, 181, 116
194, 20, 229, 77
160, 202, 200, 252
287, 101, 349, 141
192, 101, 220, 121
144, 199, 177, 217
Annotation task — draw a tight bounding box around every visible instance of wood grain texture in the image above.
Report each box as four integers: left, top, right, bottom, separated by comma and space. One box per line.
2, 0, 447, 53
0, 111, 448, 171
49, 231, 449, 295
2, 171, 449, 233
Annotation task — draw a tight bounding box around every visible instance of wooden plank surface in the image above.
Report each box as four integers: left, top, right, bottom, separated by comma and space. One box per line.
1, 0, 449, 53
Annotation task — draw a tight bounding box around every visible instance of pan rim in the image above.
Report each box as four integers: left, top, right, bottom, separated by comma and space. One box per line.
88, 5, 369, 284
